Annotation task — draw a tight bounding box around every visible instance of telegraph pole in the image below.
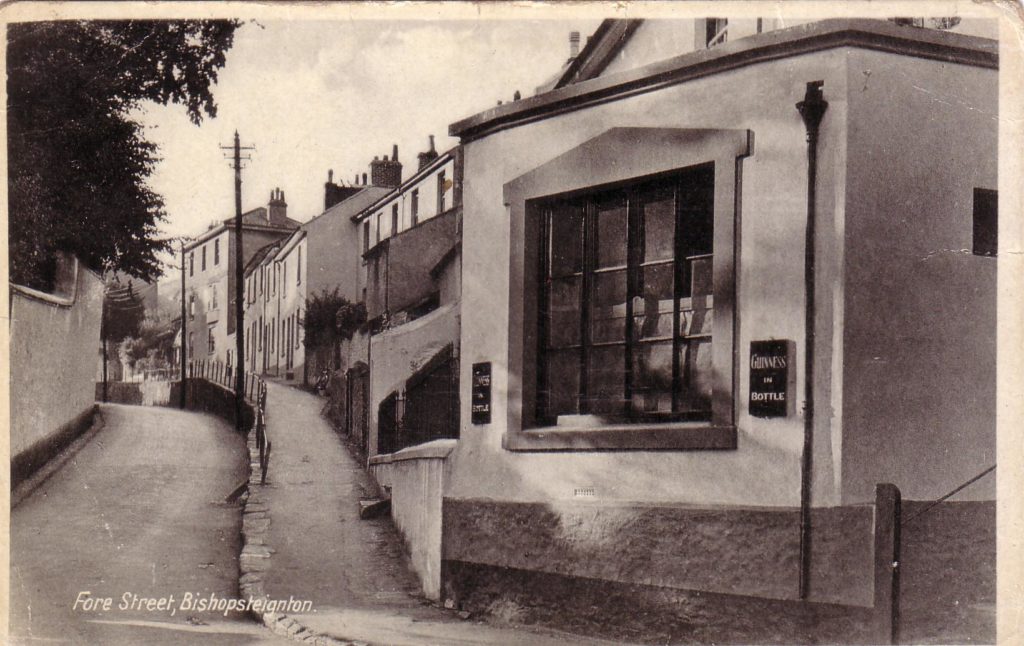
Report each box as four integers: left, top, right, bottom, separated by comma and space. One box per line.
222, 132, 254, 432
180, 239, 187, 408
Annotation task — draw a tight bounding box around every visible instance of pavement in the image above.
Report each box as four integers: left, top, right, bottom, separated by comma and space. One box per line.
258, 381, 626, 646
9, 403, 291, 645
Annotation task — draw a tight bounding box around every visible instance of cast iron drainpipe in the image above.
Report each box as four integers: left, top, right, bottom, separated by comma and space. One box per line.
796, 80, 828, 600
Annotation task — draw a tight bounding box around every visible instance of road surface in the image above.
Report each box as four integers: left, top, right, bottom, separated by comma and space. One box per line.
10, 403, 289, 645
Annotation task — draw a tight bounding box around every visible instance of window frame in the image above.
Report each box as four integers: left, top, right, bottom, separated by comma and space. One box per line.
534, 169, 715, 427
411, 189, 419, 226
214, 238, 220, 265
501, 127, 750, 452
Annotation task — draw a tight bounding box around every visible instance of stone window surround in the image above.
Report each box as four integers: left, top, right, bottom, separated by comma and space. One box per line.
503, 127, 751, 451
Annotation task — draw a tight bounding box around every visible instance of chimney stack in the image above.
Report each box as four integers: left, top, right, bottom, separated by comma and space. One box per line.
268, 187, 288, 225
569, 31, 580, 59
369, 144, 403, 188
417, 134, 439, 171
325, 168, 361, 211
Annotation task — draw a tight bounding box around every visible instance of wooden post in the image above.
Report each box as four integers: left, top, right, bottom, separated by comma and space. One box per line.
874, 483, 902, 644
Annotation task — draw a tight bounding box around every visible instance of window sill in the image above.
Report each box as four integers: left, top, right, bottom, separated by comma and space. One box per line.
503, 422, 736, 452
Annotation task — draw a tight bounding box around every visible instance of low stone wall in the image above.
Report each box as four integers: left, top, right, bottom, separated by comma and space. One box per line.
182, 378, 254, 430
96, 381, 142, 405
369, 439, 456, 600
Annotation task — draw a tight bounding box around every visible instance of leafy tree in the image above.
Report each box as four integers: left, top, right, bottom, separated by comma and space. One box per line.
125, 318, 177, 368
7, 19, 240, 290
301, 288, 367, 350
101, 284, 145, 344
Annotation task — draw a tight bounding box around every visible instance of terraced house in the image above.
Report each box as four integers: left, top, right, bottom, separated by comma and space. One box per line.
182, 190, 300, 372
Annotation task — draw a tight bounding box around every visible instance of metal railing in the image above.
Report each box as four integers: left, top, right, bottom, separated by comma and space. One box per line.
901, 464, 996, 528
252, 380, 271, 484
188, 359, 271, 483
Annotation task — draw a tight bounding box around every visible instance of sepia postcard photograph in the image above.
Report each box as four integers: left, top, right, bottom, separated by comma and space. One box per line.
3, 1, 1022, 644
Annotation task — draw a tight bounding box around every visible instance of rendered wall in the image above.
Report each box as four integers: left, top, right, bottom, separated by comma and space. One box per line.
365, 208, 459, 320
451, 48, 851, 508
840, 50, 997, 503
367, 303, 460, 456
10, 260, 103, 462
368, 439, 455, 600
306, 187, 391, 302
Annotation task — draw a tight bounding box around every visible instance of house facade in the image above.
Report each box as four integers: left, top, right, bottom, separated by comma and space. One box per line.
357, 146, 463, 458
352, 18, 998, 643
183, 189, 300, 370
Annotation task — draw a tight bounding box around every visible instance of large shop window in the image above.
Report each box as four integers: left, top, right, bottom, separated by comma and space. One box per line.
537, 168, 715, 425
503, 127, 750, 451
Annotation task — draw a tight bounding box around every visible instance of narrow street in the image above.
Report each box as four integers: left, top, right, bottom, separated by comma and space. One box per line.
260, 381, 625, 646
10, 404, 288, 646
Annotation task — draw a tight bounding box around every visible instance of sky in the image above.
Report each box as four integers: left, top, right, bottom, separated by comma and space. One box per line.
139, 17, 602, 277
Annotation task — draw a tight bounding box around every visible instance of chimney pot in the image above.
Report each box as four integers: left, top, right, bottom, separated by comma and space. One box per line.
392, 144, 398, 161
363, 173, 368, 185
384, 155, 389, 162
328, 169, 333, 183
514, 90, 521, 101
570, 31, 581, 58
429, 135, 436, 152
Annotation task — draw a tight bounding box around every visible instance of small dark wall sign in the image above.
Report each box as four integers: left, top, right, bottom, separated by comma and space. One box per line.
749, 340, 794, 418
471, 362, 492, 425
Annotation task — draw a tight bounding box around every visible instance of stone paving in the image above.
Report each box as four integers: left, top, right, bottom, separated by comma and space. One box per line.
238, 381, 626, 646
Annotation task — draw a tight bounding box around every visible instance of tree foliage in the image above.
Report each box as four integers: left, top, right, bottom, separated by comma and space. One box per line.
301, 288, 367, 350
101, 282, 145, 344
125, 318, 177, 368
8, 20, 239, 290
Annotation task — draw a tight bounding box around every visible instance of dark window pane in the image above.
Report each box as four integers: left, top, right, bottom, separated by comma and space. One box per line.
678, 338, 713, 413
631, 341, 674, 413
595, 200, 628, 268
548, 277, 581, 348
586, 345, 625, 415
642, 191, 676, 262
634, 263, 675, 339
544, 349, 580, 417
550, 205, 585, 277
590, 270, 627, 343
973, 188, 997, 257
680, 167, 714, 257
689, 255, 713, 297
